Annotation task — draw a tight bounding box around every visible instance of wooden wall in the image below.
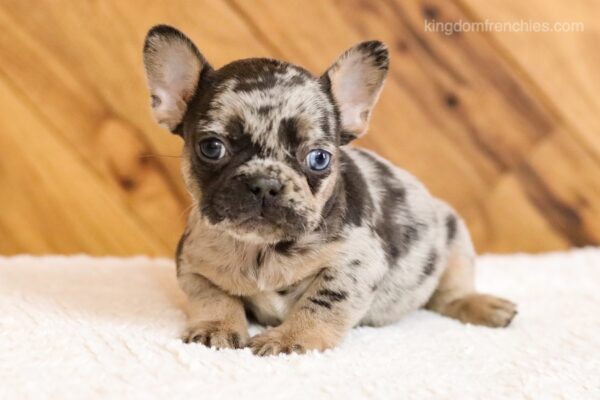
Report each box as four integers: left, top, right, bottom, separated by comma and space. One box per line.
1, 0, 599, 256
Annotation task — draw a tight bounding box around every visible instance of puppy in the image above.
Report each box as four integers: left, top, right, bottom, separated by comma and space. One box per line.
142, 25, 517, 356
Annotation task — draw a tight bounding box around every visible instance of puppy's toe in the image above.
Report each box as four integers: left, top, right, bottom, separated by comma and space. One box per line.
248, 329, 308, 357
255, 342, 278, 357
182, 321, 247, 349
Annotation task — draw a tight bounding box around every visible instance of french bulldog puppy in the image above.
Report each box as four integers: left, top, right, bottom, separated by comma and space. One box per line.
143, 25, 517, 356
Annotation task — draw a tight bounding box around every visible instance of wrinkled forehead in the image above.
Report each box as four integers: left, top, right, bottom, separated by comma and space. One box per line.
198, 59, 336, 157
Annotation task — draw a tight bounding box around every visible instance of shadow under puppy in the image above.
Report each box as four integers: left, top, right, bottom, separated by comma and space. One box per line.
142, 25, 517, 356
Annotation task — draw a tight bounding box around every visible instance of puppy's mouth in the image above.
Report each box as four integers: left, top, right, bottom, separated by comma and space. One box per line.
236, 214, 268, 228
234, 209, 296, 232
206, 203, 310, 242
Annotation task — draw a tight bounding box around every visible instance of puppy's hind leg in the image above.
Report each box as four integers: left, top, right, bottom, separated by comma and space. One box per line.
426, 218, 517, 328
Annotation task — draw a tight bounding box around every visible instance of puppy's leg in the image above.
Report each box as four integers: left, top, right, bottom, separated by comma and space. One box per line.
426, 221, 517, 328
179, 272, 248, 349
249, 265, 377, 356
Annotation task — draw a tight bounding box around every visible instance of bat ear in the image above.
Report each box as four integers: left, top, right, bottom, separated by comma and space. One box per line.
322, 41, 388, 145
143, 25, 211, 134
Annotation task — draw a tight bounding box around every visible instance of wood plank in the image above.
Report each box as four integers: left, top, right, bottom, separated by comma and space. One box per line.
458, 0, 600, 163
0, 75, 168, 255
472, 130, 600, 252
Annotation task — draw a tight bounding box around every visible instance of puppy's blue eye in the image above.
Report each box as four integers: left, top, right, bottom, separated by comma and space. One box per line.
306, 149, 331, 171
198, 138, 226, 160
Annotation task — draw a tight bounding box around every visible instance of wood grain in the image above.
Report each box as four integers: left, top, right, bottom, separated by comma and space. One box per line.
0, 75, 167, 255
0, 0, 598, 255
459, 0, 600, 160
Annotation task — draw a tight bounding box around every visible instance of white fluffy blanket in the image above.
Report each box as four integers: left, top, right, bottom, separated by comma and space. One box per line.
1, 249, 599, 399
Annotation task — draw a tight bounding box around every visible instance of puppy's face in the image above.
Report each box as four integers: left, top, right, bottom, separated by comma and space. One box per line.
181, 60, 339, 243
143, 26, 388, 243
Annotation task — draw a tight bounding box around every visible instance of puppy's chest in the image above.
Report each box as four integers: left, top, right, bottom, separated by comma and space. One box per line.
197, 246, 318, 325
184, 235, 334, 296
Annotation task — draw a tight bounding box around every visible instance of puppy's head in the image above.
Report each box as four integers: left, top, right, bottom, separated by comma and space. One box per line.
143, 25, 388, 243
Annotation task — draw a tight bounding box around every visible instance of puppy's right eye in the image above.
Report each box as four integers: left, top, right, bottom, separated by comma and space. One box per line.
197, 138, 226, 161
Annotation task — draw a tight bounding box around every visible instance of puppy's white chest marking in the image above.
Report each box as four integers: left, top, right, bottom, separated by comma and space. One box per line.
245, 292, 290, 325
244, 278, 313, 326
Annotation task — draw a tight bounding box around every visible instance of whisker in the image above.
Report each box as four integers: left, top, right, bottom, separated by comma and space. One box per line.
140, 154, 182, 159
179, 201, 197, 219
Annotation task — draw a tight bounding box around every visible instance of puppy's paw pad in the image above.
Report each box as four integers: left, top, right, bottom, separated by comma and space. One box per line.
458, 294, 517, 328
248, 330, 308, 357
182, 321, 247, 349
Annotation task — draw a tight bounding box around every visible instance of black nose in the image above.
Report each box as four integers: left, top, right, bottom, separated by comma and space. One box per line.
247, 177, 283, 200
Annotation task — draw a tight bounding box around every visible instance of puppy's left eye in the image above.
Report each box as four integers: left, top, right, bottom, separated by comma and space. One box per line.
198, 138, 226, 161
306, 149, 331, 171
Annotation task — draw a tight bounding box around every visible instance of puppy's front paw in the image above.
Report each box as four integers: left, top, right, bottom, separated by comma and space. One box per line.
182, 321, 247, 349
248, 327, 334, 356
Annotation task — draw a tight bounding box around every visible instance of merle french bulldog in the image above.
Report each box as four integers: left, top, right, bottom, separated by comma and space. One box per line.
142, 25, 517, 356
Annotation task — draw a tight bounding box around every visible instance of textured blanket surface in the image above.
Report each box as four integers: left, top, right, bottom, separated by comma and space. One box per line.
1, 249, 599, 399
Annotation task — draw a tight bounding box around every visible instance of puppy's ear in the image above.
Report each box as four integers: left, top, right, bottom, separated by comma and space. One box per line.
322, 41, 388, 144
143, 25, 211, 133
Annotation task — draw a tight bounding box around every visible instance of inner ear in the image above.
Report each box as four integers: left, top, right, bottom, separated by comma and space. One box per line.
322, 41, 388, 145
143, 25, 211, 133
